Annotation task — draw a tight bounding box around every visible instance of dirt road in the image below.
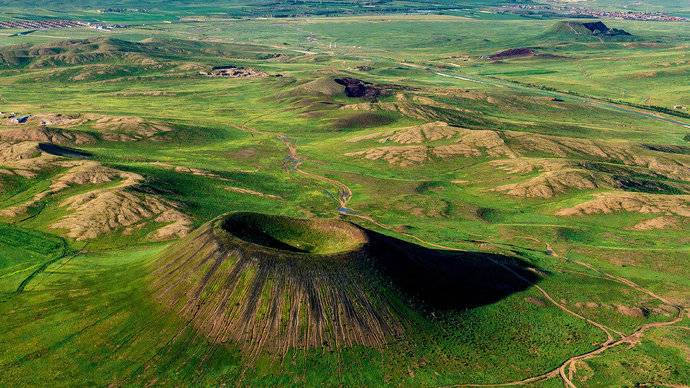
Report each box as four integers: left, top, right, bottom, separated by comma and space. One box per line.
240, 96, 688, 388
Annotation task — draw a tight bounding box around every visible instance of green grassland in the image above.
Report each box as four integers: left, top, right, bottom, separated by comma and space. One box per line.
0, 4, 689, 387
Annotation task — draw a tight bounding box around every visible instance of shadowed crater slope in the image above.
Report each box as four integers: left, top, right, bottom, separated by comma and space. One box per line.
150, 212, 540, 352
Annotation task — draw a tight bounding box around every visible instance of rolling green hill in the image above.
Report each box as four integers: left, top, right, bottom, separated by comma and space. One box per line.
542, 20, 636, 41
0, 4, 688, 387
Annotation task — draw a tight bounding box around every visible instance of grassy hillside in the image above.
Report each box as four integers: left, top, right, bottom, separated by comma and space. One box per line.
0, 7, 688, 387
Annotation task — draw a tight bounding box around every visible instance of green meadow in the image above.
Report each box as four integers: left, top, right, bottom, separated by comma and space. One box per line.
0, 2, 688, 386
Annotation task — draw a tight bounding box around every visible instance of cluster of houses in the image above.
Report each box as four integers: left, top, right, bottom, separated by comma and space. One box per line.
0, 20, 85, 30
498, 4, 687, 22
199, 65, 268, 78
0, 19, 127, 31
0, 112, 32, 124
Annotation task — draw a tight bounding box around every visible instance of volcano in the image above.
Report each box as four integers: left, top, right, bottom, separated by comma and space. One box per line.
150, 212, 540, 352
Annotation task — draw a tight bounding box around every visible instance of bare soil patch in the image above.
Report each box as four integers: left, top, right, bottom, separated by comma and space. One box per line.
201, 65, 267, 78
0, 141, 60, 178
557, 192, 690, 217
0, 147, 192, 241
525, 296, 547, 307
334, 77, 383, 100
487, 47, 537, 61
0, 126, 94, 145
346, 145, 428, 167
346, 122, 514, 165
224, 186, 282, 200
495, 168, 608, 198
631, 216, 679, 231
84, 114, 172, 141
52, 188, 191, 241
616, 305, 648, 318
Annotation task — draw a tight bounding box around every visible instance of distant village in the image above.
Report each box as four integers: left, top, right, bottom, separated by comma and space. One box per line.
497, 5, 687, 22
0, 19, 127, 30
0, 112, 32, 124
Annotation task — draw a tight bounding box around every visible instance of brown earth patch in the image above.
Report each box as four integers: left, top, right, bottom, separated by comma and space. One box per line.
379, 121, 460, 144
616, 305, 647, 318
494, 168, 608, 198
0, 161, 131, 218
3, 113, 179, 143
490, 158, 568, 174
339, 102, 374, 111
224, 186, 282, 200
201, 65, 267, 78
631, 216, 679, 231
346, 122, 514, 165
5, 113, 174, 142
46, 162, 192, 241
111, 90, 177, 97
557, 192, 690, 217
410, 96, 462, 111
0, 141, 43, 162
29, 113, 87, 127
0, 127, 94, 145
346, 146, 428, 167
506, 131, 690, 181
506, 131, 631, 159
488, 47, 537, 61
52, 188, 191, 241
432, 130, 515, 159
340, 92, 453, 122
525, 296, 546, 307
84, 114, 173, 141
50, 161, 131, 191
0, 141, 60, 178
0, 149, 192, 241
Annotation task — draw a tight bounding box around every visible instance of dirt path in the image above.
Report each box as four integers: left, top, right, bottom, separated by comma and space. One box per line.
14, 241, 90, 295
278, 134, 353, 211
240, 110, 687, 388
348, 212, 686, 388
430, 69, 690, 130
14, 239, 68, 294
296, 168, 352, 210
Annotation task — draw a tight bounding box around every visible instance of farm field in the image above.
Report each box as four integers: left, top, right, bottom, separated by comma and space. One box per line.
0, 1, 688, 386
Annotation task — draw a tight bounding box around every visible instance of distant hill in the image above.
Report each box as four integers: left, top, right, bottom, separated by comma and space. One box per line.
543, 20, 635, 41
487, 47, 537, 61
0, 38, 150, 68
0, 37, 285, 69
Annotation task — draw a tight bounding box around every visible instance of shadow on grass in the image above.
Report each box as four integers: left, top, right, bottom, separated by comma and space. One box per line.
364, 229, 541, 311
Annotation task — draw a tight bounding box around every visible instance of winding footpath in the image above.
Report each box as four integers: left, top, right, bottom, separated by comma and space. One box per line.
259, 108, 688, 388
297, 164, 687, 387
353, 208, 686, 387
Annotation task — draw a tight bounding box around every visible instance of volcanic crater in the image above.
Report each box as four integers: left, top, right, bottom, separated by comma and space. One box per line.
151, 212, 540, 352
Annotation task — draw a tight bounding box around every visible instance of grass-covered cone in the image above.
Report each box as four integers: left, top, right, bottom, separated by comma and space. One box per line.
150, 212, 539, 354
150, 212, 402, 353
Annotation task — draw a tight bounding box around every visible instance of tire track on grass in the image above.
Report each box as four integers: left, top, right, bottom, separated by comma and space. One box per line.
348, 213, 685, 388
246, 110, 687, 388
14, 239, 68, 295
